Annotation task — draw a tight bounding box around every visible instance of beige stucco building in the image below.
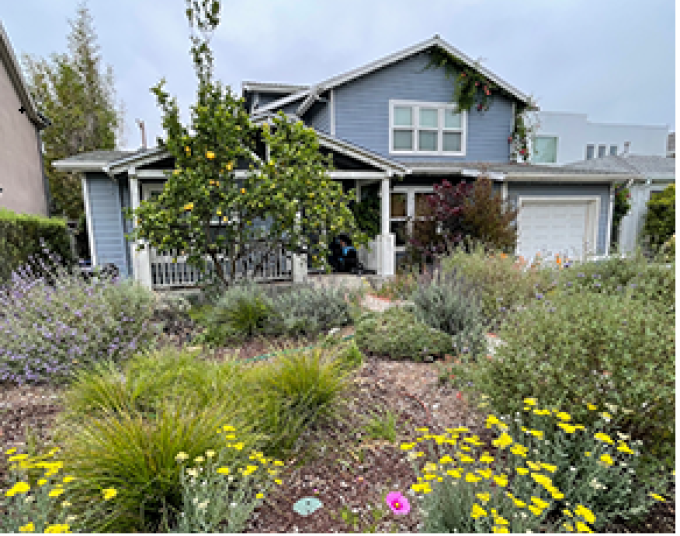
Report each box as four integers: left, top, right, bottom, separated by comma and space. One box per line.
0, 22, 50, 216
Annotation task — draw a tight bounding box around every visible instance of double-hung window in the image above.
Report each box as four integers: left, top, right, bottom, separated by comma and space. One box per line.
390, 100, 466, 156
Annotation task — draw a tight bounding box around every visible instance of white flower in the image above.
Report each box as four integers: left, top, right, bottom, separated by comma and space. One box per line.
187, 468, 199, 478
24, 496, 35, 504
617, 432, 630, 440
197, 500, 209, 510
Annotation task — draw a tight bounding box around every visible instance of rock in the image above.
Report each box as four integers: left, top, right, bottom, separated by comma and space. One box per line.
327, 327, 341, 337
424, 355, 434, 363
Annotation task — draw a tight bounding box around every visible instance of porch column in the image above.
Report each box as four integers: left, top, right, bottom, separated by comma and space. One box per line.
128, 175, 153, 289
377, 176, 395, 277
292, 210, 308, 284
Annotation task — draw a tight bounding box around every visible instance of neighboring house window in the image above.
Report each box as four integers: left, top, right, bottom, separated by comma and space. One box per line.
609, 145, 618, 156
597, 145, 607, 158
533, 136, 558, 164
390, 100, 466, 155
586, 145, 595, 160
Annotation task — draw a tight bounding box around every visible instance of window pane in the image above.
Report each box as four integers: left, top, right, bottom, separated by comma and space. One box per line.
390, 193, 407, 217
419, 108, 439, 128
533, 136, 557, 163
444, 109, 462, 129
598, 145, 607, 158
394, 106, 413, 127
609, 145, 618, 156
586, 145, 595, 160
413, 220, 439, 241
390, 220, 408, 247
443, 132, 462, 152
415, 193, 434, 217
418, 131, 438, 151
393, 130, 413, 150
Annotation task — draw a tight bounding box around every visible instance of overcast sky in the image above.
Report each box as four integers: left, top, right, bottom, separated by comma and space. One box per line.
3, 0, 676, 150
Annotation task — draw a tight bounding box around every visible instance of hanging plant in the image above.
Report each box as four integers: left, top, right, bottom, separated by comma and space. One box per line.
426, 47, 536, 162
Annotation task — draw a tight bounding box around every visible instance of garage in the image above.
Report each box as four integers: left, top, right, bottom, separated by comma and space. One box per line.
516, 196, 601, 261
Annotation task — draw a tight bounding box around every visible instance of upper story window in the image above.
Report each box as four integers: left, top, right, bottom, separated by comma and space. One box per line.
586, 145, 595, 160
533, 136, 558, 164
390, 100, 466, 156
597, 145, 607, 158
609, 145, 618, 156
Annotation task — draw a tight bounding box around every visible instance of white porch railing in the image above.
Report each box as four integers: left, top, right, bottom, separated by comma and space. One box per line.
149, 241, 293, 289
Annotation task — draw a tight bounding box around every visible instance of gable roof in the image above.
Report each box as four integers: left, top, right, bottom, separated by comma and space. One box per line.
563, 155, 675, 177
252, 34, 532, 118
0, 22, 50, 130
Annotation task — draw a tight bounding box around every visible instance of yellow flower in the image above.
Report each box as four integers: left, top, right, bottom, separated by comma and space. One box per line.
479, 453, 495, 463
8, 482, 30, 495
62, 476, 75, 483
528, 429, 544, 439
38, 479, 47, 486
599, 453, 614, 466
232, 442, 245, 451
574, 504, 596, 524
268, 159, 275, 166
183, 203, 194, 211
5, 448, 18, 455
175, 452, 189, 462
206, 450, 216, 458
516, 467, 529, 475
617, 442, 635, 455
555, 411, 572, 421
547, 486, 565, 499
600, 412, 612, 420
649, 492, 666, 502
240, 188, 246, 194
531, 496, 549, 509
476, 468, 493, 479
524, 398, 537, 406
217, 467, 230, 475
494, 515, 509, 525
594, 433, 614, 445
185, 146, 191, 155
492, 526, 510, 533
492, 432, 513, 449
510, 444, 528, 457
256, 493, 264, 499
476, 492, 490, 502
576, 521, 594, 532
526, 461, 542, 471
471, 503, 487, 519
528, 505, 543, 516
513, 498, 527, 508
424, 473, 437, 480
225, 162, 234, 171
587, 404, 597, 410
222, 425, 236, 432
44, 524, 71, 533
194, 456, 205, 463
533, 408, 552, 416
19, 522, 35, 532
564, 523, 574, 532
531, 473, 552, 487
584, 451, 591, 457
273, 461, 285, 467
485, 415, 501, 428
558, 422, 578, 434
563, 508, 573, 517
415, 427, 429, 432
206, 150, 215, 160
459, 454, 475, 463
61, 501, 71, 508
411, 482, 432, 493
465, 473, 482, 483
446, 469, 463, 478
493, 474, 508, 487
102, 488, 117, 501
173, 169, 181, 176
49, 488, 65, 498
274, 479, 283, 485
540, 463, 557, 473
400, 443, 415, 451
8, 454, 29, 462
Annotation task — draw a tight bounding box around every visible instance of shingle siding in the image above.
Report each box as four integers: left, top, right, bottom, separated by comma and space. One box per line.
333, 51, 514, 163
507, 182, 610, 255
86, 173, 129, 277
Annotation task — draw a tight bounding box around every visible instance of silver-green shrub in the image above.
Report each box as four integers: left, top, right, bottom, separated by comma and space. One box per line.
0, 256, 158, 384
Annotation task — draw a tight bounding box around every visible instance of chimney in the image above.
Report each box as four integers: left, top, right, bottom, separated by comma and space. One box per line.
623, 141, 631, 157
136, 119, 147, 150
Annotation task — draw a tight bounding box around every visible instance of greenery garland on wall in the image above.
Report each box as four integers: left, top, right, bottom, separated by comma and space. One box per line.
425, 47, 535, 162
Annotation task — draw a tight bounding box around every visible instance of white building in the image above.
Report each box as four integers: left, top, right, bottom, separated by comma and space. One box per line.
531, 111, 669, 165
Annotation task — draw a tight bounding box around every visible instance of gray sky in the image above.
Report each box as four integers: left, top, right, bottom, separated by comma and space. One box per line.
3, 0, 675, 150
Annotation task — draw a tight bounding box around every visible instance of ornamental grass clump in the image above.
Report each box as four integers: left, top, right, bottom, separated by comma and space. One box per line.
409, 268, 488, 360
451, 290, 674, 476
167, 435, 285, 533
0, 447, 118, 533
0, 253, 158, 384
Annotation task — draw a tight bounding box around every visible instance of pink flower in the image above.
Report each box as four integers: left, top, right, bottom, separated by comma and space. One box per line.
386, 492, 410, 515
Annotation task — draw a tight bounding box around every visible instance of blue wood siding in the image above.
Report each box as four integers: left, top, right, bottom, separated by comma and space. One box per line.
306, 100, 330, 134
333, 51, 515, 163
87, 173, 129, 277
119, 176, 133, 277
507, 182, 610, 255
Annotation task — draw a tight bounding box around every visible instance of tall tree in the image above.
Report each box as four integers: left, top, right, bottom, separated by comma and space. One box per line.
22, 1, 123, 224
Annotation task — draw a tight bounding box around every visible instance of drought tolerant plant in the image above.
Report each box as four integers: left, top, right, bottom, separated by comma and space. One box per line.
355, 307, 454, 361
375, 268, 419, 300
450, 290, 674, 476
0, 253, 158, 384
362, 407, 399, 443
642, 183, 675, 252
409, 268, 488, 360
265, 284, 353, 337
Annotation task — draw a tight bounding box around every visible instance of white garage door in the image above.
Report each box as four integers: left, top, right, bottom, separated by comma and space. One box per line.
517, 200, 596, 260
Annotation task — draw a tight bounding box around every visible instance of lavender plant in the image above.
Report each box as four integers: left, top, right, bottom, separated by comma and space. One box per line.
0, 252, 159, 385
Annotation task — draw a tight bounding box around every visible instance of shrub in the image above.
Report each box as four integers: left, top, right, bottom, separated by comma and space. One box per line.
404, 401, 671, 533
375, 269, 419, 301
643, 184, 675, 250
440, 244, 555, 329
355, 307, 454, 361
265, 284, 353, 337
450, 290, 674, 475
0, 209, 75, 284
409, 269, 488, 359
0, 258, 158, 385
242, 345, 354, 457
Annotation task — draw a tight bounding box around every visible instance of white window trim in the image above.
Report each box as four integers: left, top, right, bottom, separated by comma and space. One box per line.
532, 134, 560, 164
585, 144, 595, 160
391, 186, 437, 252
597, 144, 607, 158
389, 100, 467, 156
516, 195, 601, 259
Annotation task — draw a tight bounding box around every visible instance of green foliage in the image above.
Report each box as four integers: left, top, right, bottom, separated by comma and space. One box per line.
350, 195, 381, 237
126, 0, 367, 288
612, 186, 632, 246
0, 208, 74, 283
242, 345, 354, 457
335, 340, 364, 371
355, 307, 454, 361
409, 269, 488, 360
451, 290, 675, 475
265, 284, 353, 338
375, 270, 419, 300
362, 407, 398, 443
22, 3, 123, 220
440, 244, 555, 329
643, 184, 675, 251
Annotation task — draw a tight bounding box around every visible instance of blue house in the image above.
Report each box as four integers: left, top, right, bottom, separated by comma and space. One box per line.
54, 35, 630, 289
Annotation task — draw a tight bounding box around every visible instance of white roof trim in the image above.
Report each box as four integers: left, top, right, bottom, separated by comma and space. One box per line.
251, 89, 310, 115
242, 81, 309, 94
105, 147, 169, 175
504, 172, 637, 183
52, 161, 109, 172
